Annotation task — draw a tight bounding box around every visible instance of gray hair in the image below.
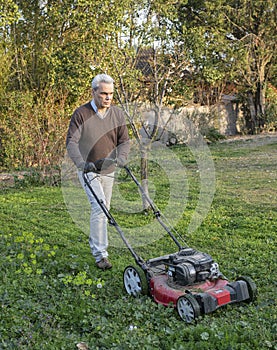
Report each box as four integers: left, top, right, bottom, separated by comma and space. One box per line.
91, 74, 114, 90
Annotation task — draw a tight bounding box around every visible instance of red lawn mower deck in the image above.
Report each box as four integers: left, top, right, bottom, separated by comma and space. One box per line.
123, 248, 257, 323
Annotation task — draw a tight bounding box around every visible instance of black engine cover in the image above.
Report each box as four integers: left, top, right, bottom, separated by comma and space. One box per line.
167, 248, 214, 286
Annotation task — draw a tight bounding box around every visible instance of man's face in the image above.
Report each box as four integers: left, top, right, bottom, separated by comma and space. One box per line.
92, 82, 114, 110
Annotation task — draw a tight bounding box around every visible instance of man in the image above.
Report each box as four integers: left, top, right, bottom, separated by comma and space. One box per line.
66, 74, 130, 270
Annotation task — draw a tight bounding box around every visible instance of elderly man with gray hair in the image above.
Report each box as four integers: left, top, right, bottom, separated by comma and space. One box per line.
66, 74, 130, 270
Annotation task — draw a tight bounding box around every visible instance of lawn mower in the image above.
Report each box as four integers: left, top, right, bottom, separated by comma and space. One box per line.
83, 158, 257, 323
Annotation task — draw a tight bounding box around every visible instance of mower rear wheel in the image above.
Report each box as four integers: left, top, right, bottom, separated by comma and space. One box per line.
236, 276, 257, 302
123, 266, 148, 297
176, 294, 201, 323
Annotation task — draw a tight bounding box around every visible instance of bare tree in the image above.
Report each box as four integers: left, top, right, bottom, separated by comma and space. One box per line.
112, 46, 190, 210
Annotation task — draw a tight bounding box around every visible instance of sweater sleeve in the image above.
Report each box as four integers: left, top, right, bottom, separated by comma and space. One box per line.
116, 116, 130, 162
113, 110, 130, 161
66, 111, 85, 168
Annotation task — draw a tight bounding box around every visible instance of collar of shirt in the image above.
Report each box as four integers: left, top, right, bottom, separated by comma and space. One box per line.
90, 100, 108, 119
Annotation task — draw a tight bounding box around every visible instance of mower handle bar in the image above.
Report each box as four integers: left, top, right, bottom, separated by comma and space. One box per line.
82, 170, 145, 267
82, 158, 182, 256
123, 166, 182, 250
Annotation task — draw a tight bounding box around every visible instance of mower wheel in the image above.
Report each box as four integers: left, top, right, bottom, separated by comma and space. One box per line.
176, 294, 201, 323
236, 276, 258, 302
123, 266, 148, 297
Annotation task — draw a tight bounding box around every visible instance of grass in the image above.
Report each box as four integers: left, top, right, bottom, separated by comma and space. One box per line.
0, 136, 276, 349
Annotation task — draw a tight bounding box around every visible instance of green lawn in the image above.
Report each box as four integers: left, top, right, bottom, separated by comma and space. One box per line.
0, 136, 276, 349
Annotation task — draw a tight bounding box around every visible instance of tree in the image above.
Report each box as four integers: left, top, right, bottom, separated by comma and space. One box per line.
100, 0, 193, 210
0, 0, 149, 168
224, 0, 277, 132
176, 0, 277, 133
112, 45, 191, 209
0, 0, 19, 95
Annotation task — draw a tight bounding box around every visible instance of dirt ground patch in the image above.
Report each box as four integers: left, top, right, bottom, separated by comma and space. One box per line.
219, 132, 277, 146
0, 172, 27, 188
0, 170, 60, 189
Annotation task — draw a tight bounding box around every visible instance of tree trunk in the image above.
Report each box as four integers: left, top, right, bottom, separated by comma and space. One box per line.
246, 81, 266, 134
140, 143, 151, 211
247, 91, 257, 134
255, 82, 266, 129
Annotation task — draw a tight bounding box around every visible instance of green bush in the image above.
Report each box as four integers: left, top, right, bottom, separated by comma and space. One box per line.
0, 90, 71, 169
201, 127, 226, 143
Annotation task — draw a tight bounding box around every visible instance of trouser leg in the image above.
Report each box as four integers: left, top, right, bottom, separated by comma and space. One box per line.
78, 171, 114, 262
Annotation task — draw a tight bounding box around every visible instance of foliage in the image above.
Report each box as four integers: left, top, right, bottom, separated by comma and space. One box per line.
0, 0, 19, 27
201, 127, 226, 143
176, 0, 277, 131
0, 89, 69, 169
264, 84, 277, 132
0, 0, 276, 170
0, 1, 19, 96
0, 0, 276, 179
0, 43, 12, 96
0, 138, 276, 349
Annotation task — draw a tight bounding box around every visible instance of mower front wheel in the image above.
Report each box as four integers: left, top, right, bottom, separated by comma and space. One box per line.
123, 266, 148, 297
176, 294, 201, 323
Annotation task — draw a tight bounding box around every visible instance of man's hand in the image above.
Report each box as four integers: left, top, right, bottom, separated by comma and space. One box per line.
79, 162, 97, 173
116, 157, 127, 168
84, 162, 97, 173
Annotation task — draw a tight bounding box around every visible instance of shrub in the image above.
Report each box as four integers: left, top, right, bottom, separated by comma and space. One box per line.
0, 90, 71, 170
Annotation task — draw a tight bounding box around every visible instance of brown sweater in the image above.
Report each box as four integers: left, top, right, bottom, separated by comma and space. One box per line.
66, 102, 130, 173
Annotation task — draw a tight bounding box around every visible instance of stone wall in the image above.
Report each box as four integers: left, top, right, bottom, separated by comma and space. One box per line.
142, 98, 242, 143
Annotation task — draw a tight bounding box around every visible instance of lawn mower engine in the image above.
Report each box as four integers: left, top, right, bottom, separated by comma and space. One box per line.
166, 247, 221, 286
